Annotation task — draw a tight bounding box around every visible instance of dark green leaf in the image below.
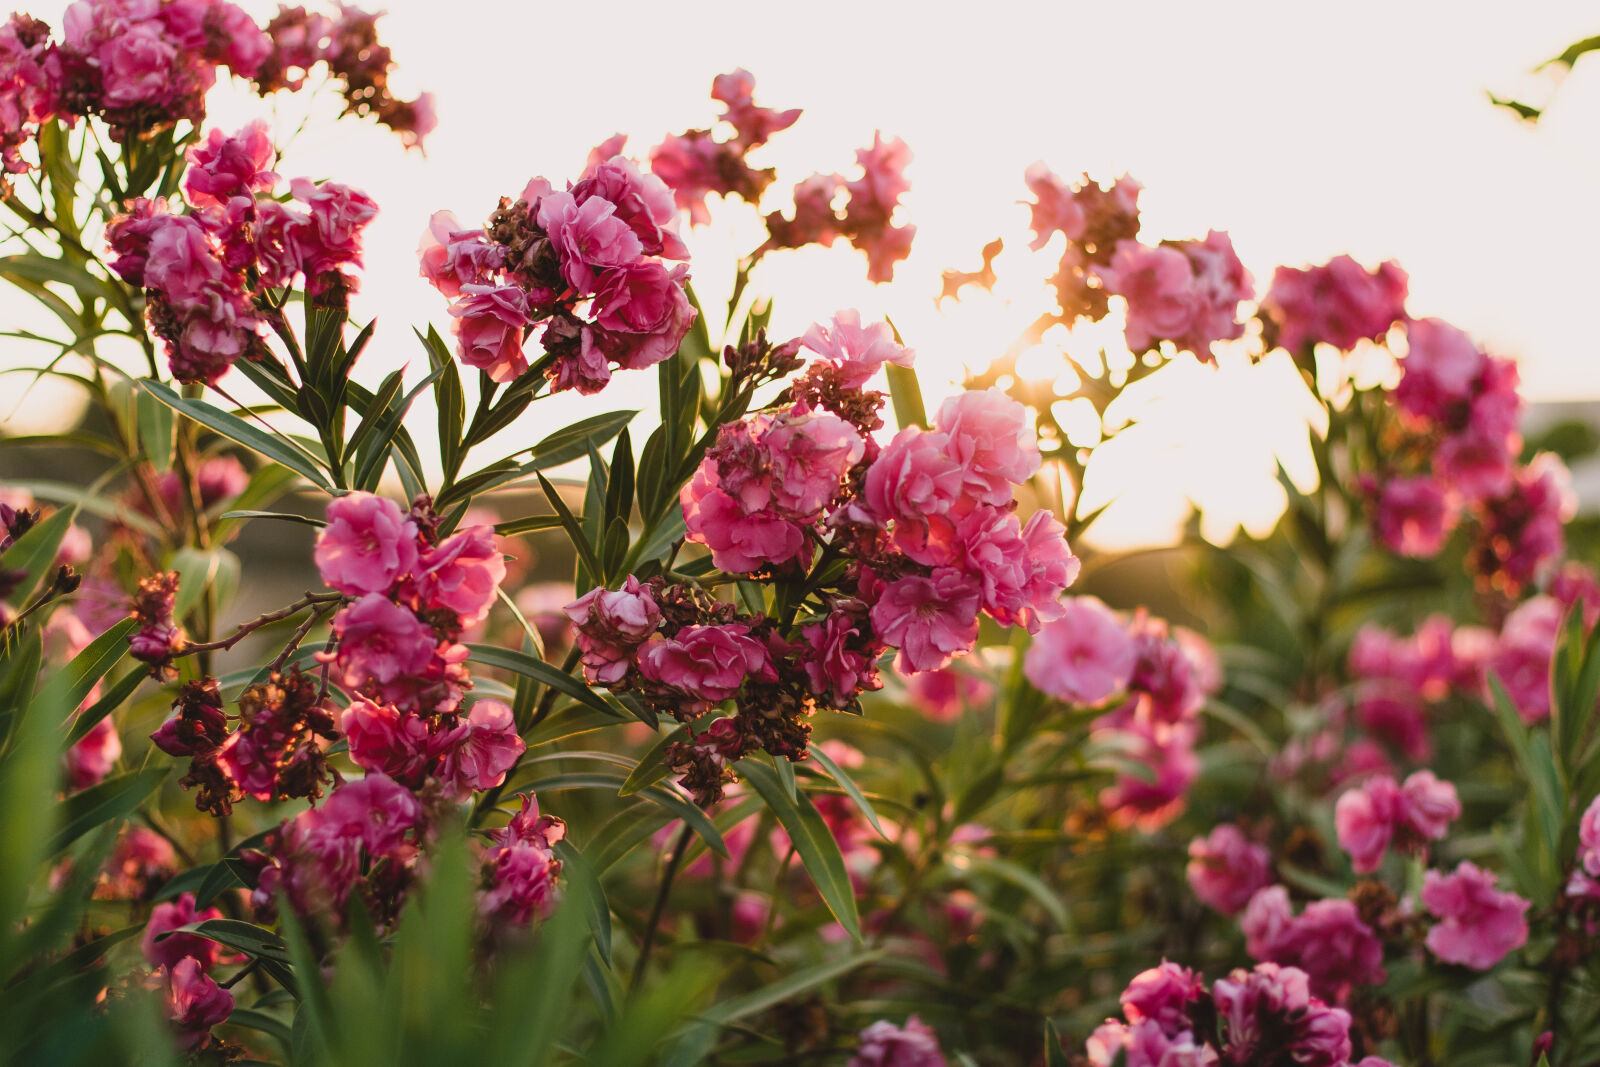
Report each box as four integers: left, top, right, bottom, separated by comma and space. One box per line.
737, 757, 860, 940
141, 380, 332, 490
48, 766, 168, 855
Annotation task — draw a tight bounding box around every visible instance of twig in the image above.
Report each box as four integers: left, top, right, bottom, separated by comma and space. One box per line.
631, 823, 692, 991
171, 591, 344, 659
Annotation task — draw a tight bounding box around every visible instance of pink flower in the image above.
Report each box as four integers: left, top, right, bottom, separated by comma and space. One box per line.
1552, 561, 1600, 631
1179, 230, 1253, 356
184, 120, 278, 208
1268, 898, 1386, 1003
1022, 163, 1085, 249
802, 609, 880, 708
315, 492, 419, 596
479, 794, 565, 926
1098, 240, 1195, 353
64, 716, 121, 791
289, 177, 378, 278
763, 405, 865, 518
841, 132, 916, 283
1024, 596, 1136, 705
956, 508, 1080, 632
1187, 825, 1272, 915
450, 284, 531, 383
935, 388, 1040, 505
411, 525, 505, 627
1422, 861, 1529, 970
439, 699, 524, 794
163, 957, 233, 1052
537, 189, 644, 294
572, 155, 688, 259
1578, 793, 1600, 879
638, 624, 770, 706
862, 426, 968, 565
565, 576, 661, 685
1241, 886, 1293, 960
1120, 961, 1203, 1036
1096, 717, 1199, 831
340, 697, 443, 786
317, 773, 422, 855
1400, 770, 1461, 840
100, 826, 178, 899
590, 260, 696, 371
1259, 256, 1407, 354
417, 210, 503, 297
872, 569, 982, 674
850, 1015, 946, 1067
681, 467, 809, 574
799, 310, 915, 389
100, 22, 184, 110
1394, 318, 1485, 423
1212, 963, 1351, 1067
1335, 775, 1402, 873
712, 68, 801, 148
1371, 474, 1456, 558
330, 594, 438, 688
1435, 427, 1516, 502
1490, 595, 1563, 724
142, 892, 224, 970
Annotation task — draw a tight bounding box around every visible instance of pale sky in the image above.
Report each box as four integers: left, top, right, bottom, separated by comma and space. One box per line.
9, 0, 1600, 547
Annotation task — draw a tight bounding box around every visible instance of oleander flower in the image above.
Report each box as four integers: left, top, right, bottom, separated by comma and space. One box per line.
1187, 825, 1273, 915
637, 623, 771, 706
871, 569, 982, 674
315, 492, 419, 596
565, 576, 661, 685
1025, 596, 1135, 705
1421, 861, 1529, 970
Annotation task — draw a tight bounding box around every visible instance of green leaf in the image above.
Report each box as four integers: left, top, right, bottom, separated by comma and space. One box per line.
140, 379, 332, 490
1045, 1021, 1069, 1067
807, 743, 887, 839
167, 918, 289, 962
963, 855, 1071, 931
227, 1007, 292, 1048
737, 757, 861, 941
514, 770, 728, 858
536, 472, 604, 591
466, 644, 624, 719
66, 665, 143, 747
48, 766, 168, 855
552, 840, 612, 967
352, 365, 444, 492
527, 411, 638, 470
31, 618, 135, 733
618, 725, 684, 797
137, 385, 175, 473
218, 509, 325, 529
195, 829, 274, 907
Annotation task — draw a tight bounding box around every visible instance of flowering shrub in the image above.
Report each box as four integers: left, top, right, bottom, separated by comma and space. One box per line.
2, 16, 1600, 1067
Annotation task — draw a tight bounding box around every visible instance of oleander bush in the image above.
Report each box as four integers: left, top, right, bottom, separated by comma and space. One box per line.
2, 4, 1600, 1065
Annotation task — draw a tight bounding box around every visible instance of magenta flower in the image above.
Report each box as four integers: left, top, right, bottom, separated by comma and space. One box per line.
163, 957, 233, 1052
801, 609, 879, 708
637, 623, 771, 706
417, 210, 503, 298
565, 576, 661, 685
317, 773, 422, 856
450, 283, 532, 383
572, 155, 688, 260
1393, 317, 1484, 422
590, 259, 696, 371
849, 1015, 946, 1067
1259, 255, 1407, 354
63, 716, 121, 791
1421, 861, 1529, 970
183, 120, 278, 208
712, 68, 801, 149
340, 698, 443, 786
799, 310, 915, 389
1489, 594, 1562, 724
1212, 963, 1351, 1067
935, 388, 1041, 505
1097, 240, 1195, 353
1186, 825, 1272, 915
1335, 775, 1403, 874
872, 569, 982, 674
862, 426, 968, 566
1119, 961, 1203, 1036
537, 190, 644, 294
330, 594, 438, 688
289, 177, 378, 278
763, 404, 865, 518
438, 699, 525, 794
1024, 596, 1136, 705
141, 892, 224, 971
411, 524, 505, 627
1371, 474, 1457, 558
315, 492, 419, 596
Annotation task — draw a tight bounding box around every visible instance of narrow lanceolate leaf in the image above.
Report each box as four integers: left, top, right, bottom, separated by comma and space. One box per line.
466, 645, 625, 719
536, 472, 604, 590
66, 666, 142, 747
806, 743, 887, 839
48, 766, 169, 855
736, 757, 861, 941
526, 411, 638, 470
618, 725, 685, 797
165, 918, 290, 962
31, 618, 135, 734
140, 379, 332, 490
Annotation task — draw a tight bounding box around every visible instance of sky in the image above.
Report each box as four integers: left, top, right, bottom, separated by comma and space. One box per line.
9, 0, 1600, 547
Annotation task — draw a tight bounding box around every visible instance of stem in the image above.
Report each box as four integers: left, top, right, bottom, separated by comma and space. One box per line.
219, 957, 259, 989
170, 591, 344, 659
631, 823, 692, 991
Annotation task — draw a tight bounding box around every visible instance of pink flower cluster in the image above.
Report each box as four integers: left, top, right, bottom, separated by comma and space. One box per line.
0, 1, 425, 189
1096, 229, 1254, 362
1020, 165, 1142, 324
682, 401, 866, 573
478, 793, 566, 928
1240, 886, 1385, 1004
1028, 601, 1218, 829
1259, 255, 1408, 355
317, 493, 521, 796
1186, 823, 1273, 915
1085, 961, 1390, 1067
1334, 770, 1460, 873
1362, 317, 1572, 595
139, 892, 232, 1050
106, 120, 378, 381
849, 1015, 946, 1067
648, 68, 798, 225
421, 149, 695, 393
1565, 793, 1600, 901
1421, 861, 1529, 970
250, 772, 422, 924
